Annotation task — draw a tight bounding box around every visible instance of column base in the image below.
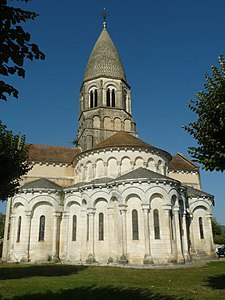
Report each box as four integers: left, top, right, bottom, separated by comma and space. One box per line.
176, 253, 185, 263
119, 254, 128, 265
86, 254, 96, 264
143, 254, 154, 265
51, 255, 60, 263
108, 257, 114, 263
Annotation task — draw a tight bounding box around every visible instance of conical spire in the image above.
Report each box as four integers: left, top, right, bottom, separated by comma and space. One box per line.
83, 27, 126, 82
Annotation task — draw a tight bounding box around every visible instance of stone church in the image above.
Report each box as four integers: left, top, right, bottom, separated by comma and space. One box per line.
3, 20, 215, 265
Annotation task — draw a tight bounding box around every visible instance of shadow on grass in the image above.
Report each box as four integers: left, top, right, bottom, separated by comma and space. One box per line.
205, 274, 225, 290
10, 285, 185, 300
0, 265, 87, 280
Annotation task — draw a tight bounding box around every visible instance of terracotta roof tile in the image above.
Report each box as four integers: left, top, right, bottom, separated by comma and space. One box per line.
93, 131, 154, 149
21, 178, 62, 190
28, 144, 81, 164
169, 153, 198, 172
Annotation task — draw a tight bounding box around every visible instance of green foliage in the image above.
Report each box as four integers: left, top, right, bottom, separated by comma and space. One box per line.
212, 218, 225, 244
0, 121, 32, 200
0, 0, 45, 101
212, 218, 223, 236
213, 235, 225, 245
0, 213, 5, 239
184, 55, 225, 171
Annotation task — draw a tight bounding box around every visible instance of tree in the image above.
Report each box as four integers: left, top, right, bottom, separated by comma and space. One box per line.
184, 55, 225, 171
0, 0, 45, 101
0, 213, 6, 239
0, 121, 31, 200
212, 218, 225, 245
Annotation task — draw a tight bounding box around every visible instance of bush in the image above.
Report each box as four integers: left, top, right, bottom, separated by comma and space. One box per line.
213, 235, 225, 245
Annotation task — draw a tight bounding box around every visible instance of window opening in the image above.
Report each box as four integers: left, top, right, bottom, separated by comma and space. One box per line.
153, 209, 160, 239
72, 215, 77, 241
39, 215, 45, 241
99, 213, 104, 240
16, 216, 21, 242
199, 217, 204, 239
132, 209, 139, 240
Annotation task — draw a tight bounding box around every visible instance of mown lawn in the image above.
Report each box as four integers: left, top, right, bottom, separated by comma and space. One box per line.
0, 261, 225, 299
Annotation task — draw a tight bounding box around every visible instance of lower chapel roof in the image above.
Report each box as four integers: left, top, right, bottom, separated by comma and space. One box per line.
20, 168, 213, 199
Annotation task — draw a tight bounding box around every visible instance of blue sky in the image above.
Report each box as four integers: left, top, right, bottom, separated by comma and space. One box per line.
0, 0, 225, 224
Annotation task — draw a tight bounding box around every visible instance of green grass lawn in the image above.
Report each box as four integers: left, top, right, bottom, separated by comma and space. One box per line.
0, 261, 225, 299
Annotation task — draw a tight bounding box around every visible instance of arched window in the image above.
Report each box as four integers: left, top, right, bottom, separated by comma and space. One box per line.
112, 89, 115, 107
106, 89, 110, 106
106, 88, 116, 107
199, 217, 204, 239
86, 214, 89, 241
90, 89, 98, 108
72, 215, 77, 241
39, 215, 45, 241
99, 213, 104, 241
94, 89, 98, 107
153, 209, 160, 239
90, 90, 94, 108
17, 216, 21, 242
132, 209, 139, 240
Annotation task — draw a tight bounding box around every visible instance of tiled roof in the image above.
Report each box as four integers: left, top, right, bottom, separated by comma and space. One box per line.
93, 131, 153, 149
168, 153, 198, 172
185, 185, 214, 198
114, 167, 178, 182
84, 27, 126, 82
20, 178, 62, 190
92, 131, 171, 159
28, 144, 81, 164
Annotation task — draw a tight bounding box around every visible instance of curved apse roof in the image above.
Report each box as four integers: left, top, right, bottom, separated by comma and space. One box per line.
83, 27, 126, 82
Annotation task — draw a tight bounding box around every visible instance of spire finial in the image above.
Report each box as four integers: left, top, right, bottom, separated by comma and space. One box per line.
101, 8, 108, 28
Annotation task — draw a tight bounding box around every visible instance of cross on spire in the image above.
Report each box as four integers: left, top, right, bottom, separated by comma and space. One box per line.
101, 8, 108, 28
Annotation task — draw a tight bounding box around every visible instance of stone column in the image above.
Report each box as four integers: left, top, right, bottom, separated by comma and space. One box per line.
181, 211, 190, 261
104, 162, 108, 177
80, 209, 87, 262
174, 207, 184, 263
107, 206, 114, 262
86, 208, 96, 263
92, 164, 96, 178
118, 204, 128, 264
61, 212, 69, 261
207, 213, 214, 252
24, 211, 32, 262
52, 212, 61, 261
163, 205, 173, 259
9, 213, 16, 260
130, 161, 135, 170
142, 204, 153, 264
117, 161, 122, 176
189, 214, 196, 255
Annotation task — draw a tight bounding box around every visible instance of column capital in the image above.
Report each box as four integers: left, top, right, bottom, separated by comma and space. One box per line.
107, 206, 114, 214
62, 211, 70, 219
25, 211, 32, 217
118, 204, 127, 212
162, 204, 172, 211
87, 207, 96, 215
53, 212, 61, 218
173, 207, 180, 213
142, 204, 150, 211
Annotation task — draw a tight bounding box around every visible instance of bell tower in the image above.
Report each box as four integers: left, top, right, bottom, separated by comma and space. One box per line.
77, 18, 137, 151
